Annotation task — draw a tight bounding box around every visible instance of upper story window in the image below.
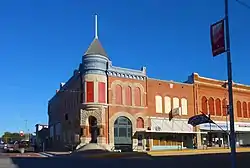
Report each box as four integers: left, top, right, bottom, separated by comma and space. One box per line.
115, 84, 123, 104
201, 96, 208, 114
215, 98, 222, 116
237, 101, 242, 117
98, 82, 106, 103
155, 95, 163, 113
173, 97, 179, 108
86, 81, 94, 103
248, 102, 250, 118
181, 98, 188, 115
243, 102, 248, 118
125, 86, 132, 106
164, 96, 171, 113
208, 97, 215, 115
134, 87, 141, 106
173, 97, 180, 115
222, 99, 227, 116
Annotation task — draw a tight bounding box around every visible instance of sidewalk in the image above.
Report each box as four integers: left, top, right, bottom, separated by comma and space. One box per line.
39, 151, 71, 157
147, 147, 250, 156
39, 147, 250, 158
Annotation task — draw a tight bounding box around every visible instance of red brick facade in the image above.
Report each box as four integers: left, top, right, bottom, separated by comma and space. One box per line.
48, 69, 250, 151
193, 73, 250, 122
47, 35, 250, 151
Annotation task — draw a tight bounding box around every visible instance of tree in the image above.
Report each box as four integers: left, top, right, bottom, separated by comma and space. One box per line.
1, 132, 22, 143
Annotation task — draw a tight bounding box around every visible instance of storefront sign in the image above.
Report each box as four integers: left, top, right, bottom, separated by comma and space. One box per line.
199, 123, 229, 131
237, 124, 250, 128
200, 122, 250, 132
150, 118, 193, 132
235, 123, 250, 132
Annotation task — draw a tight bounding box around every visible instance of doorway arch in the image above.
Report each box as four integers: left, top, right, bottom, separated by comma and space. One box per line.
89, 116, 98, 143
114, 116, 133, 151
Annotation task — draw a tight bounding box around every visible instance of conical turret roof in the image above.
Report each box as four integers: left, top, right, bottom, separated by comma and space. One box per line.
84, 38, 108, 57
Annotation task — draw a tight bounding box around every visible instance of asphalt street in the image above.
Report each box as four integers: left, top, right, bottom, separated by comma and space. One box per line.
0, 152, 249, 168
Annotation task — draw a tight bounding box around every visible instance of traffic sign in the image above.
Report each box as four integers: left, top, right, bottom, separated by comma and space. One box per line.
20, 131, 24, 136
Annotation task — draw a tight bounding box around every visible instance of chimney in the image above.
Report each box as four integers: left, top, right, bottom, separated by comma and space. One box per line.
141, 66, 146, 74
60, 83, 65, 89
74, 70, 79, 76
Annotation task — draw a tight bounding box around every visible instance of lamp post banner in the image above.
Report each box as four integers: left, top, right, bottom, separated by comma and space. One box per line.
210, 19, 226, 56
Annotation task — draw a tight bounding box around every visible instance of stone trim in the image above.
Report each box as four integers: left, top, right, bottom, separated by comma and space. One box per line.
108, 104, 147, 109
80, 108, 104, 126
108, 112, 136, 147
111, 80, 145, 107
134, 112, 148, 129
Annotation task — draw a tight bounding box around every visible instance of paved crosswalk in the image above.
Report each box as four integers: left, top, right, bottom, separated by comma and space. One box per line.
0, 152, 44, 158
0, 157, 18, 168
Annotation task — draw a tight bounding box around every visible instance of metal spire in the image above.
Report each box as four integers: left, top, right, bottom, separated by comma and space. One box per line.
95, 14, 98, 39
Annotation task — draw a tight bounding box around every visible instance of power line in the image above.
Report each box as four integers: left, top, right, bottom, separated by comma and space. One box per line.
236, 0, 250, 9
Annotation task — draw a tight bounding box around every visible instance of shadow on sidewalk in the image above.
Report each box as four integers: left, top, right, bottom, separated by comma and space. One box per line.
9, 152, 250, 168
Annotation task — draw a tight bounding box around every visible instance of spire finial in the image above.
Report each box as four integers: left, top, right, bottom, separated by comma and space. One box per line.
95, 14, 98, 39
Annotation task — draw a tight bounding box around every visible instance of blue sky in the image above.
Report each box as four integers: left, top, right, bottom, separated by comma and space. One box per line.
0, 0, 249, 136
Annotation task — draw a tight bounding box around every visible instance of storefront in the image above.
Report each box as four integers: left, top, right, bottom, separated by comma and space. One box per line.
199, 121, 229, 147
235, 122, 250, 147
199, 121, 250, 147
148, 117, 206, 150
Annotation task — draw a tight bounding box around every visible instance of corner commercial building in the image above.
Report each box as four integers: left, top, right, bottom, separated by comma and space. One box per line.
47, 23, 250, 152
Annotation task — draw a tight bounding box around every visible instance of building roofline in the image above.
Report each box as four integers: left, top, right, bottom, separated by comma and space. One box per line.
148, 77, 193, 86
193, 72, 250, 90
48, 70, 80, 103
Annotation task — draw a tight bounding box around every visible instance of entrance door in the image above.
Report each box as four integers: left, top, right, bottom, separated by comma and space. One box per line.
114, 116, 132, 152
89, 116, 98, 143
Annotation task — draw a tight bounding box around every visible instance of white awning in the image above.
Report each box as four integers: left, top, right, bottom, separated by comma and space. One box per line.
145, 130, 207, 134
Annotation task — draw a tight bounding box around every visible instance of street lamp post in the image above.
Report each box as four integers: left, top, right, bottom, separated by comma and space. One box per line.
224, 0, 237, 168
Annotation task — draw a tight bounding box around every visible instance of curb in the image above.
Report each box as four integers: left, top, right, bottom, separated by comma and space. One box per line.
84, 152, 149, 159
39, 152, 55, 157
147, 149, 250, 156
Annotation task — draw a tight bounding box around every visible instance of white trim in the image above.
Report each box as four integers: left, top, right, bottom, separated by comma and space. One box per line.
84, 81, 86, 103
145, 130, 207, 134
94, 81, 98, 102
148, 116, 188, 121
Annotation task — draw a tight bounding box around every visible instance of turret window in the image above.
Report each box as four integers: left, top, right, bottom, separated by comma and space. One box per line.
98, 82, 105, 103
86, 81, 94, 102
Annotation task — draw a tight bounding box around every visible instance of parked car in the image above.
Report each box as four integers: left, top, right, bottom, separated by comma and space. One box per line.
3, 141, 16, 152
16, 140, 35, 153
0, 143, 5, 150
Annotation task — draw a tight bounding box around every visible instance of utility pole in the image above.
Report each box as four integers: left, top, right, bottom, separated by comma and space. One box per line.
24, 120, 30, 141
24, 120, 28, 132
224, 0, 237, 168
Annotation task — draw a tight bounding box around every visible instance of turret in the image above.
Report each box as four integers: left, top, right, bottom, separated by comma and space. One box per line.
79, 15, 109, 105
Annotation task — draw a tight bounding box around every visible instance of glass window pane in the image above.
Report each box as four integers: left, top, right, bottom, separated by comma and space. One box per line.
119, 128, 127, 137
114, 128, 118, 137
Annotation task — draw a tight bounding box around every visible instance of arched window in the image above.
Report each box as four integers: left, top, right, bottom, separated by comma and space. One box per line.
181, 98, 188, 115
136, 117, 144, 128
173, 97, 180, 115
243, 102, 248, 118
248, 102, 250, 118
115, 85, 122, 104
222, 99, 228, 116
201, 96, 208, 114
164, 96, 171, 113
237, 101, 242, 117
173, 97, 179, 108
155, 95, 163, 113
208, 97, 215, 115
125, 86, 132, 106
134, 87, 141, 106
215, 98, 222, 116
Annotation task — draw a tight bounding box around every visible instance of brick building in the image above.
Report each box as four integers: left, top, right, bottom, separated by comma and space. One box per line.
47, 19, 250, 151
187, 73, 250, 148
